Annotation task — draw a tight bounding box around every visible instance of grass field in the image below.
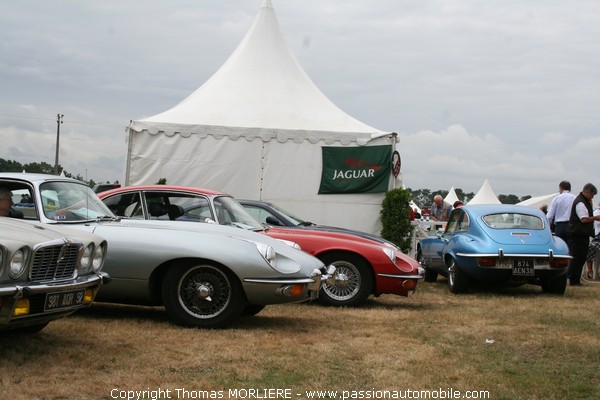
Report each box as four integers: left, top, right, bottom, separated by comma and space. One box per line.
1, 279, 599, 400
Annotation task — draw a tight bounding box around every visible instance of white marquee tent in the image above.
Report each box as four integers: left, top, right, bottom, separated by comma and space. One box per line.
444, 187, 459, 206
517, 193, 559, 210
124, 0, 399, 234
467, 179, 501, 205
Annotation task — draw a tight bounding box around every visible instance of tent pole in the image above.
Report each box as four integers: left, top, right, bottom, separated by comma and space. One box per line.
124, 123, 134, 185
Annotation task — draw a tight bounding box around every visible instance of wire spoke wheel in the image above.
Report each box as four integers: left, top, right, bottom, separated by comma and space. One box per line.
178, 265, 232, 319
319, 253, 373, 307
162, 262, 245, 328
324, 262, 361, 301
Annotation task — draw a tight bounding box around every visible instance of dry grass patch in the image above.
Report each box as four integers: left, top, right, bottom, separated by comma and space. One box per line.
1, 280, 599, 399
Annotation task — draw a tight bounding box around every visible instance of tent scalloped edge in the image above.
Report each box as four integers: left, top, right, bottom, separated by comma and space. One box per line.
128, 122, 390, 146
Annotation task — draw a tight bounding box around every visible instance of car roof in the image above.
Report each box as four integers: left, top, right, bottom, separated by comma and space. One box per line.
100, 185, 226, 197
461, 204, 545, 218
238, 199, 273, 206
0, 172, 82, 184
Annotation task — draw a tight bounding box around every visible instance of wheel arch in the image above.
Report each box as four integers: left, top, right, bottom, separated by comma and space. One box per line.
316, 250, 376, 294
148, 257, 245, 305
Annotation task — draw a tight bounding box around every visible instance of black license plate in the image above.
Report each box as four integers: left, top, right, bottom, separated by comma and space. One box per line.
44, 289, 86, 311
512, 259, 535, 276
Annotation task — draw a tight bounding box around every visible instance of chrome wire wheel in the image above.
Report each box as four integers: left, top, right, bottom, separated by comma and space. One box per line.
318, 252, 373, 307
323, 261, 361, 301
177, 265, 232, 319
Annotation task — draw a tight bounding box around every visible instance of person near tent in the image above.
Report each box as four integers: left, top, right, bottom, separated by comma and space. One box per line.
453, 200, 464, 208
568, 183, 600, 286
431, 195, 452, 221
546, 180, 576, 246
584, 201, 600, 280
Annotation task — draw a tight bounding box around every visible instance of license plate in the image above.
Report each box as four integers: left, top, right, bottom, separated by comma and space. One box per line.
512, 259, 535, 276
44, 289, 86, 311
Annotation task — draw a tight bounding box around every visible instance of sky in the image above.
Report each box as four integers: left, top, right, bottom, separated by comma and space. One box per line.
1, 0, 599, 198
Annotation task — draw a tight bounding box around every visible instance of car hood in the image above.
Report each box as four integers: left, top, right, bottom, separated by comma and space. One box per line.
2, 218, 86, 243
98, 218, 326, 271
267, 226, 384, 244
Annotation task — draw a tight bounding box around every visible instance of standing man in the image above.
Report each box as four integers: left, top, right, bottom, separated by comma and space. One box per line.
430, 195, 452, 221
568, 183, 600, 286
546, 181, 576, 246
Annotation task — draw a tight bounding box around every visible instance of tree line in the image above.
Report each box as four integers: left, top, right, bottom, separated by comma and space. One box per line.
0, 158, 104, 188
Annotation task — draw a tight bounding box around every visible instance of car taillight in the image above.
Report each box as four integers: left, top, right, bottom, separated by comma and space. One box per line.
477, 257, 497, 267
550, 258, 569, 268
402, 279, 417, 290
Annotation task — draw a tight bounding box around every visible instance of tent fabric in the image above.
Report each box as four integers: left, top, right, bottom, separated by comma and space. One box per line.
467, 179, 501, 205
124, 0, 398, 234
444, 187, 459, 205
131, 0, 388, 137
517, 193, 559, 209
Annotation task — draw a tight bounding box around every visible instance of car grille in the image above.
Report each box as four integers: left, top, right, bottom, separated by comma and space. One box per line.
30, 243, 81, 282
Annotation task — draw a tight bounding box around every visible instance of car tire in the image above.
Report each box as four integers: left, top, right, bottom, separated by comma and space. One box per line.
541, 274, 567, 295
318, 252, 373, 307
417, 248, 439, 283
241, 304, 266, 316
448, 258, 469, 294
161, 262, 245, 328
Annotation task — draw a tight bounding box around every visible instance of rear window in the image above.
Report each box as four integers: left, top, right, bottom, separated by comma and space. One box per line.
482, 213, 544, 230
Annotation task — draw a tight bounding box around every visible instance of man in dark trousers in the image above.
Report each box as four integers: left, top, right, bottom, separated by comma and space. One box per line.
568, 183, 600, 286
546, 180, 576, 246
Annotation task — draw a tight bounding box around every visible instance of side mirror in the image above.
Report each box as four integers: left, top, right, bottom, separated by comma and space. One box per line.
266, 216, 284, 226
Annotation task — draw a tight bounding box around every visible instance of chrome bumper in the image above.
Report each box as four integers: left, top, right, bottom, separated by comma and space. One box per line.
243, 265, 337, 299
0, 272, 111, 298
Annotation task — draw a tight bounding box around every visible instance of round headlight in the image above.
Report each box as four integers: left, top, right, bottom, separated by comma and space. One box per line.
92, 243, 106, 272
256, 242, 277, 268
9, 248, 29, 279
80, 244, 93, 272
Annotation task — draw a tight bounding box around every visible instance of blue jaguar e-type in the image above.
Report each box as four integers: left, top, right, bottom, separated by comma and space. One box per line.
416, 205, 571, 294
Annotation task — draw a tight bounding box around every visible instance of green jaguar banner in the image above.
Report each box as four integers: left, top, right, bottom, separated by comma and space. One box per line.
318, 145, 392, 194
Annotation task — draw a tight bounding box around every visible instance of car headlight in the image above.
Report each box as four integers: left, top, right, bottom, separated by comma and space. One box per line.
277, 239, 302, 251
9, 247, 29, 279
92, 242, 106, 272
80, 244, 94, 272
383, 247, 396, 264
256, 242, 277, 268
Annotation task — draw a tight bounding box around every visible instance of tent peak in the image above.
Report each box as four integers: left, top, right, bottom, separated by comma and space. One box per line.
261, 0, 273, 9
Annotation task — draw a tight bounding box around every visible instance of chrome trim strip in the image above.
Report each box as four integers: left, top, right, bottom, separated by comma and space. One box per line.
377, 273, 423, 280
456, 252, 571, 259
243, 277, 317, 284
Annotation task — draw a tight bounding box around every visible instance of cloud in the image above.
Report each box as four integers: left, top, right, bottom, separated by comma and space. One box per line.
1, 0, 599, 197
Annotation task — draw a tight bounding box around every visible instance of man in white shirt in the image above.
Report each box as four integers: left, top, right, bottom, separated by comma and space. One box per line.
546, 181, 576, 247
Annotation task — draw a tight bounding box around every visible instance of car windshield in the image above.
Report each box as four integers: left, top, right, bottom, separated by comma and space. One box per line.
269, 203, 307, 226
214, 196, 265, 230
40, 181, 116, 222
482, 212, 544, 230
